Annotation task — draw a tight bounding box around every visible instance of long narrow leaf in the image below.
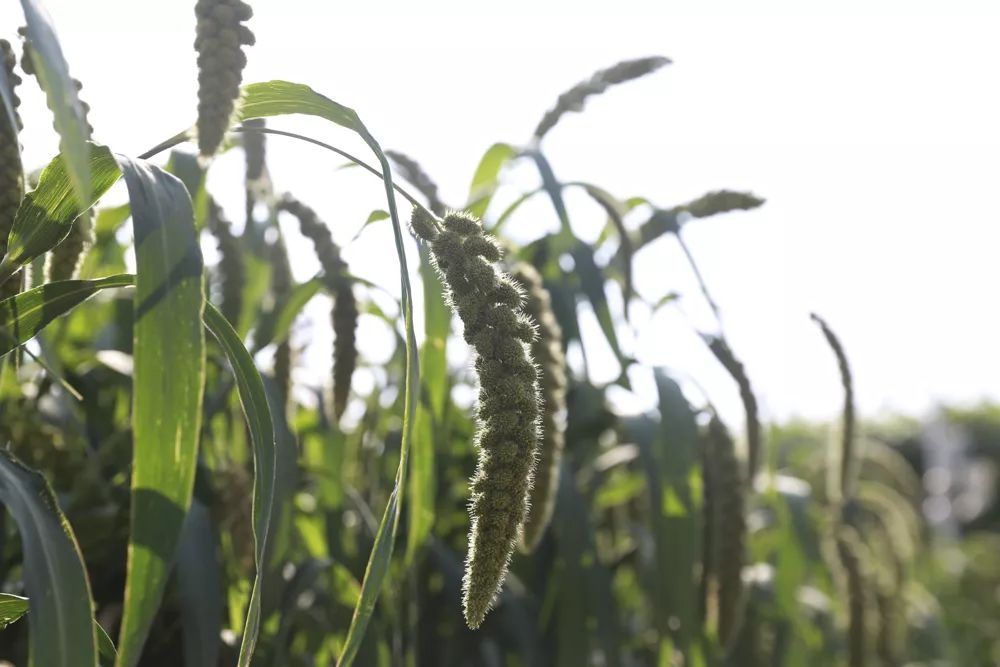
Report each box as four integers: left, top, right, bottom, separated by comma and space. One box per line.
116, 157, 205, 667
203, 303, 276, 667
0, 450, 97, 666
176, 499, 222, 667
466, 142, 515, 218
0, 275, 134, 356
237, 80, 419, 666
18, 0, 91, 206
1, 143, 119, 278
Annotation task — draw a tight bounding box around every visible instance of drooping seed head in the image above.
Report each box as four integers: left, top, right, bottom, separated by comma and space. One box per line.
425, 213, 541, 628
195, 0, 254, 159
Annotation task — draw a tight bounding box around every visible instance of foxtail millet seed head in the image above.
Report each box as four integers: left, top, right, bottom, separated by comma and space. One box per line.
206, 199, 246, 326
835, 527, 870, 667
386, 150, 446, 216
703, 415, 747, 649
411, 208, 541, 627
45, 212, 93, 282
511, 262, 567, 553
269, 233, 293, 404
533, 56, 670, 140
0, 39, 23, 256
704, 335, 762, 483
194, 0, 254, 159
811, 313, 856, 504
276, 195, 357, 421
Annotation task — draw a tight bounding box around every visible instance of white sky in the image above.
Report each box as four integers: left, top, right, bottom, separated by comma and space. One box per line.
4, 0, 1000, 428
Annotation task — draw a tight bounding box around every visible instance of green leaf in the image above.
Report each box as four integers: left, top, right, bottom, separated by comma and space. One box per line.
650, 371, 702, 656
1, 143, 120, 278
405, 245, 448, 564
0, 594, 115, 665
253, 276, 323, 352
0, 275, 134, 356
95, 625, 116, 666
0, 450, 97, 666
551, 466, 623, 667
571, 241, 627, 379
574, 183, 633, 319
18, 0, 91, 207
522, 148, 572, 239
0, 593, 29, 629
466, 142, 515, 218
94, 204, 131, 237
116, 157, 205, 667
237, 80, 419, 667
491, 187, 543, 234
176, 499, 222, 667
203, 303, 277, 667
627, 372, 702, 658
350, 209, 389, 242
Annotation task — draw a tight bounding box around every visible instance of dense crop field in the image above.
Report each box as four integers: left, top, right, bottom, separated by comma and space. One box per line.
0, 2, 997, 666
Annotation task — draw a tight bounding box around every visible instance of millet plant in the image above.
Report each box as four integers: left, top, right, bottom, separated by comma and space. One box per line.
0, 2, 957, 666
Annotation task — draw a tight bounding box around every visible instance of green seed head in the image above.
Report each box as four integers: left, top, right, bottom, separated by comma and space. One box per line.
511, 262, 567, 553
195, 0, 254, 159
45, 212, 93, 282
426, 214, 541, 628
206, 199, 245, 326
277, 195, 357, 422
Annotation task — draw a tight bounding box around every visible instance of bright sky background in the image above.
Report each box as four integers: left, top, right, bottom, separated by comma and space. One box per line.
4, 0, 999, 429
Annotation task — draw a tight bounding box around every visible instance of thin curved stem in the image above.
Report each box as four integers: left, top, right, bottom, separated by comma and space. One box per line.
674, 230, 724, 334
234, 126, 427, 213
138, 126, 436, 224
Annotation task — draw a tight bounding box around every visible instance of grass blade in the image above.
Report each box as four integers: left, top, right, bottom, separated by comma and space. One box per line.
634, 371, 702, 658
466, 142, 515, 218
203, 303, 277, 667
1, 143, 119, 279
0, 275, 134, 355
18, 0, 91, 206
236, 80, 419, 666
176, 499, 222, 667
0, 449, 97, 666
116, 157, 205, 667
0, 593, 29, 628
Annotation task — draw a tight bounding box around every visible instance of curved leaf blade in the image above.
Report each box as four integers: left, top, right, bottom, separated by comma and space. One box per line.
1, 143, 120, 277
18, 0, 91, 206
0, 450, 97, 667
203, 303, 277, 667
176, 500, 222, 667
116, 157, 205, 667
466, 142, 515, 218
0, 275, 134, 356
236, 80, 419, 666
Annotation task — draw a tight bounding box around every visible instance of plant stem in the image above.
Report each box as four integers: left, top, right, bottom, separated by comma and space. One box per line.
674, 230, 723, 333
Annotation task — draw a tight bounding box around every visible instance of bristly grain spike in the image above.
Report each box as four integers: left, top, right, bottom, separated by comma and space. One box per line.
702, 415, 748, 650
533, 56, 670, 141
412, 211, 541, 628
195, 0, 254, 159
704, 335, 762, 483
511, 262, 566, 553
277, 195, 357, 421
206, 198, 246, 326
0, 40, 24, 299
387, 150, 446, 216
269, 232, 294, 408
811, 313, 855, 503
